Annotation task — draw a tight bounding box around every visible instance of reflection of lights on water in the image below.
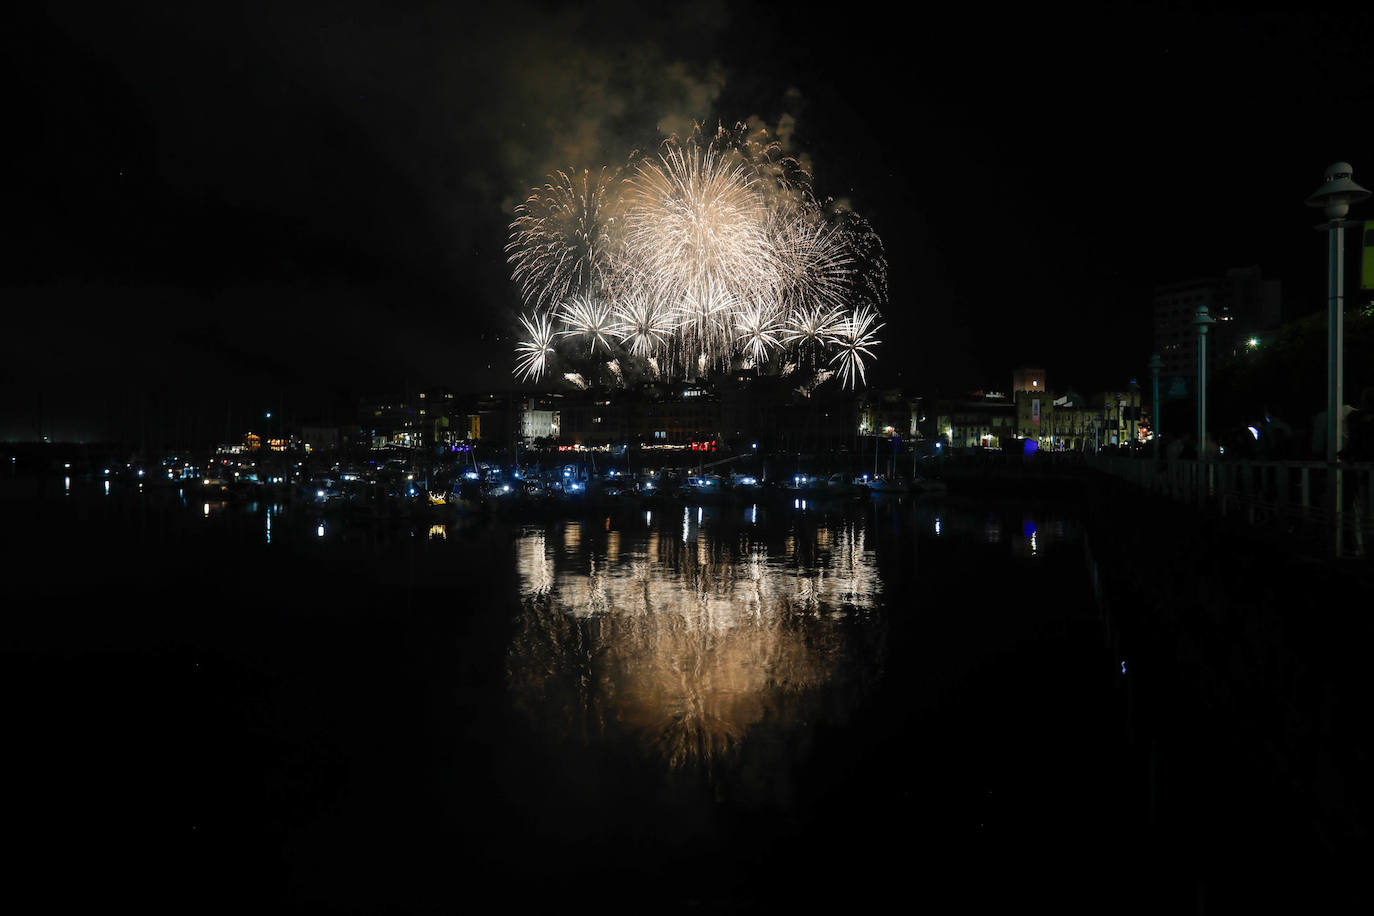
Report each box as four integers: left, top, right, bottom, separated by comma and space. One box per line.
697, 507, 703, 525
509, 520, 882, 768
104, 481, 110, 496
317, 523, 325, 537
1121, 660, 1128, 675
265, 508, 272, 544
682, 507, 690, 543
64, 476, 70, 493
203, 503, 210, 517
517, 530, 553, 595
644, 510, 652, 526
1030, 532, 1038, 555
751, 504, 758, 525
934, 517, 941, 536
429, 524, 447, 540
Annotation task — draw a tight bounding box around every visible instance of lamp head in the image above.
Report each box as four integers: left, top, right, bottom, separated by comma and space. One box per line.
1305, 162, 1370, 220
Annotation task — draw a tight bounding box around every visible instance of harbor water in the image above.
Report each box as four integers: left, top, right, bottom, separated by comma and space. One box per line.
7, 475, 1341, 911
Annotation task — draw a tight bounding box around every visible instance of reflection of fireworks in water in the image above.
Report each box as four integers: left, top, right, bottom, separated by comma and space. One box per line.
507, 519, 883, 769
506, 125, 887, 387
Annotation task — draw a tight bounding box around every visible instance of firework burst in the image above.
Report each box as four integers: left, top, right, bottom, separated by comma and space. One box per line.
782, 302, 844, 350
514, 312, 556, 382
504, 125, 889, 388
734, 299, 784, 365
611, 293, 675, 358
554, 294, 616, 355
507, 168, 621, 311
829, 305, 884, 389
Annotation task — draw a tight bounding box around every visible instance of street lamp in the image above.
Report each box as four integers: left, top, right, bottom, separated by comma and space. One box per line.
1305, 163, 1369, 527
1307, 164, 1370, 446
1148, 354, 1163, 463
1192, 303, 1216, 460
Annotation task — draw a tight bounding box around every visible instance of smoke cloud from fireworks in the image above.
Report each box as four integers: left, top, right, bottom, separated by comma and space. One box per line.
507, 124, 887, 388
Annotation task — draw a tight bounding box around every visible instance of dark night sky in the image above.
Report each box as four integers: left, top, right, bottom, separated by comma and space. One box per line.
6, 1, 1374, 442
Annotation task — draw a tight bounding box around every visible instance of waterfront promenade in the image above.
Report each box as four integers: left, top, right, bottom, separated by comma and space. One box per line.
1087, 452, 1374, 560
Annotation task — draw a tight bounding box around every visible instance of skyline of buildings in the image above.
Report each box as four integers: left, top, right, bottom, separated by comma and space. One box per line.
11, 258, 1369, 451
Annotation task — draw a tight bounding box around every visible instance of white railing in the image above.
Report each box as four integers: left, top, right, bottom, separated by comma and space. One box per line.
1086, 454, 1374, 557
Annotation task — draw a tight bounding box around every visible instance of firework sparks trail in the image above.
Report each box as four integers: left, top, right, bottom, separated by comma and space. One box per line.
782, 302, 844, 350
514, 312, 557, 382
507, 168, 620, 311
554, 294, 616, 355
505, 126, 889, 387
611, 293, 675, 358
734, 299, 784, 365
829, 305, 884, 389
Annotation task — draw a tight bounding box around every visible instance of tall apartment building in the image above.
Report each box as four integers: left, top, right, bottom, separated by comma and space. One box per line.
1154, 266, 1282, 379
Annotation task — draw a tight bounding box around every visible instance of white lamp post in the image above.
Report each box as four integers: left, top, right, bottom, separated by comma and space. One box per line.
1192, 303, 1216, 460
1305, 162, 1369, 552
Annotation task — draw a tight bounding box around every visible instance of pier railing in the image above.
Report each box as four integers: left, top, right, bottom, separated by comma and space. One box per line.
1086, 454, 1374, 558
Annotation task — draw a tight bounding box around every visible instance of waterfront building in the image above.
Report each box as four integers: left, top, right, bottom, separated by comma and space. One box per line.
359, 396, 413, 448
857, 389, 920, 441
560, 389, 633, 447
635, 381, 720, 447
1012, 367, 1054, 446
1050, 391, 1093, 450
1089, 384, 1143, 447
300, 426, 341, 453
464, 392, 514, 448
933, 392, 1015, 449
516, 395, 561, 446
417, 388, 460, 447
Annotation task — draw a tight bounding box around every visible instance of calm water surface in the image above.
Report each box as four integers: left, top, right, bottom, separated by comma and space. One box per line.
7, 479, 1138, 911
